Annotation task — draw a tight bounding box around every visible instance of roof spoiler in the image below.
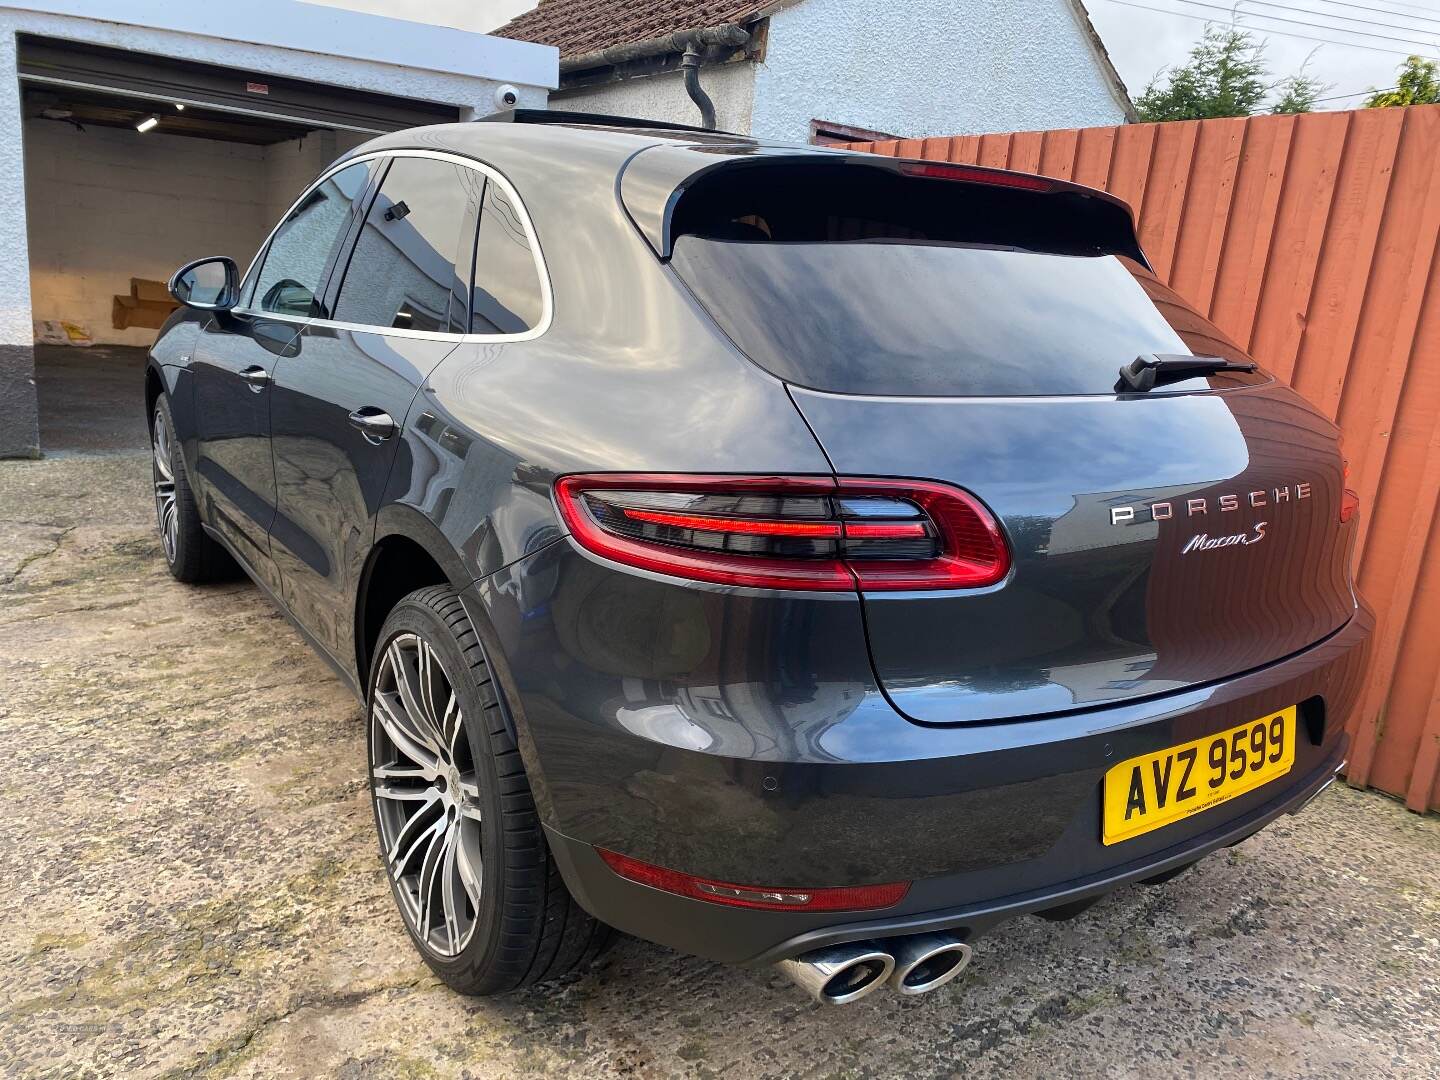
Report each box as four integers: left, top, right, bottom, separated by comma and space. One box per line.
618, 144, 1148, 266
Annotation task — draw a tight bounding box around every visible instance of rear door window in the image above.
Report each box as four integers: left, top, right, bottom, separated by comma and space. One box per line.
332, 156, 481, 334
252, 160, 376, 318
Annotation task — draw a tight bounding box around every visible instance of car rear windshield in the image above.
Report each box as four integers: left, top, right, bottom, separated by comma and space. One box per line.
666, 163, 1266, 397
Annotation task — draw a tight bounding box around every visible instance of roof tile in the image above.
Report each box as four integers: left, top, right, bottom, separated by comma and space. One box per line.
493, 0, 774, 60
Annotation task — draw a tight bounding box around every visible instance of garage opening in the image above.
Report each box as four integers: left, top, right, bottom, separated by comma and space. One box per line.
17, 35, 461, 453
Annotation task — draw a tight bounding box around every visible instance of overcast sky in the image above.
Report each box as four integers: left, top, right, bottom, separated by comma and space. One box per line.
1085, 0, 1440, 110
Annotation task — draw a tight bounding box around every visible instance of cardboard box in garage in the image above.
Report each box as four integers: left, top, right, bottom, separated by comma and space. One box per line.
113, 279, 179, 330
130, 277, 174, 304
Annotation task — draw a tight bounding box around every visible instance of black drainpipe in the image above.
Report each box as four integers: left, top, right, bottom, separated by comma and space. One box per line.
680, 44, 716, 130
559, 22, 751, 131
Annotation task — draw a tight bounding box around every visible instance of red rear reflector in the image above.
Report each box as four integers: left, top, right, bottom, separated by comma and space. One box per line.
898, 160, 1053, 191
597, 849, 909, 912
553, 474, 1011, 592
1340, 491, 1359, 523
1336, 492, 1359, 527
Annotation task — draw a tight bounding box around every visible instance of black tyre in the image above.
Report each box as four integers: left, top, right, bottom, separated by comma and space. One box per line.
150, 394, 237, 583
367, 586, 612, 994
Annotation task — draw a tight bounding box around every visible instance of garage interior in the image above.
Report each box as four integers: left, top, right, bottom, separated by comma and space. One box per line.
17, 36, 462, 453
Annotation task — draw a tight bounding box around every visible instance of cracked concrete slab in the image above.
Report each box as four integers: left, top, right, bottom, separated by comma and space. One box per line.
2, 448, 1438, 1080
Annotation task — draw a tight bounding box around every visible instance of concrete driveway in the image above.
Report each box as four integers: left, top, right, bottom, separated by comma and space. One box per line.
3, 358, 1439, 1078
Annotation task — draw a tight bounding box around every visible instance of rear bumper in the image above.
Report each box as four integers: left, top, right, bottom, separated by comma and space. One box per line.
466, 544, 1373, 966
547, 740, 1346, 965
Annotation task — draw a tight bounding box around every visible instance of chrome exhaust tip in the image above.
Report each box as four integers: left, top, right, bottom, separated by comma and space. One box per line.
886, 933, 973, 995
774, 942, 896, 1005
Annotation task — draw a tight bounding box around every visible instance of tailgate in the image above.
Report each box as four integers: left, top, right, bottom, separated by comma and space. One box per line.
791, 383, 1356, 723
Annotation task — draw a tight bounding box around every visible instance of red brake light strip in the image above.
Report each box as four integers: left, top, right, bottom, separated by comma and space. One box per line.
621, 507, 842, 537
898, 160, 1053, 191
620, 508, 929, 540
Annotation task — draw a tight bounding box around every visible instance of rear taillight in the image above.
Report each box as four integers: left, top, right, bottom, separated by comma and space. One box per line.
1341, 461, 1359, 524
597, 849, 909, 912
554, 474, 1010, 591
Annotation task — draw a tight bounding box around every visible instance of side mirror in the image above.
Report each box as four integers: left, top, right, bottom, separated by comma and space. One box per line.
169, 256, 239, 311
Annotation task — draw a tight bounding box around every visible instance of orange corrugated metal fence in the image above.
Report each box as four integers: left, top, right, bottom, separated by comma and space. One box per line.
858, 105, 1440, 812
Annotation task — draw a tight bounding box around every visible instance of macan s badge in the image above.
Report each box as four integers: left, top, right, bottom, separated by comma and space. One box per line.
1110, 482, 1313, 554
1179, 522, 1268, 554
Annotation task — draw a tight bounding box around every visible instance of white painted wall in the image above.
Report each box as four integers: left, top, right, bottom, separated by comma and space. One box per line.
0, 6, 552, 129
0, 27, 28, 351
555, 63, 757, 134
11, 0, 556, 88
750, 0, 1129, 140
23, 120, 271, 347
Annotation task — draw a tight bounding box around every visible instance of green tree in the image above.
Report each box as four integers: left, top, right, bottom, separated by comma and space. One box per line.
1136, 25, 1324, 121
1272, 71, 1325, 114
1365, 56, 1440, 108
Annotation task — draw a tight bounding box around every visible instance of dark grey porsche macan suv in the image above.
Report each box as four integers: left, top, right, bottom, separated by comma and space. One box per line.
148, 111, 1372, 1005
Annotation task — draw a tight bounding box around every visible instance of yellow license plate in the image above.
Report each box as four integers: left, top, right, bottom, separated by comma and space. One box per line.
1102, 706, 1296, 845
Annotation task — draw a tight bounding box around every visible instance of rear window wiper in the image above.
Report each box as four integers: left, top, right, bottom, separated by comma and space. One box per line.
1117, 353, 1258, 393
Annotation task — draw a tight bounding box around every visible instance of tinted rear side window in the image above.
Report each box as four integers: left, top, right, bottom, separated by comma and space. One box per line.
667, 163, 1265, 397
470, 181, 544, 335
333, 157, 480, 333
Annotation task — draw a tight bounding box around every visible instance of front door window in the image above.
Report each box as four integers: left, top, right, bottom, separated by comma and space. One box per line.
252, 160, 377, 318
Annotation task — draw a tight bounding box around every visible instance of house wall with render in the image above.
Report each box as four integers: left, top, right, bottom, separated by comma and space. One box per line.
556, 62, 756, 133
553, 0, 1130, 142
750, 0, 1129, 141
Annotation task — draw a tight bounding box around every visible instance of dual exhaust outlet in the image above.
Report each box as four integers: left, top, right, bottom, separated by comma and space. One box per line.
774, 932, 973, 1005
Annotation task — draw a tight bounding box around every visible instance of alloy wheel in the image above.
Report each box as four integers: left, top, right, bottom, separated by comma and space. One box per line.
151, 407, 178, 564
370, 633, 485, 957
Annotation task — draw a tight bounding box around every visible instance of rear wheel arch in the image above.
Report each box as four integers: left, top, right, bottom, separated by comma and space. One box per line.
357, 508, 471, 684
359, 509, 555, 819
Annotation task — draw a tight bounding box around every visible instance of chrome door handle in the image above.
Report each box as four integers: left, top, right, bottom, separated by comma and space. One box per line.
348, 407, 397, 444
238, 365, 270, 392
